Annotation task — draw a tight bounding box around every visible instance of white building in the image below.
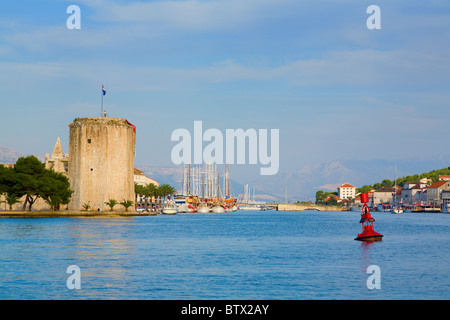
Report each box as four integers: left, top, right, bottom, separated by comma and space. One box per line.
337, 183, 356, 200
134, 168, 159, 187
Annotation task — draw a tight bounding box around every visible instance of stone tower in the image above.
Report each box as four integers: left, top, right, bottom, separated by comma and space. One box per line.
45, 137, 69, 175
68, 117, 136, 211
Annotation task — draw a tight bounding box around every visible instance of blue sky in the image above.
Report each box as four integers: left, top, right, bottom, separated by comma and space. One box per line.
1, 0, 449, 179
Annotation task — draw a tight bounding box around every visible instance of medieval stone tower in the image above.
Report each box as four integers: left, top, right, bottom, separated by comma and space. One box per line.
68, 117, 136, 211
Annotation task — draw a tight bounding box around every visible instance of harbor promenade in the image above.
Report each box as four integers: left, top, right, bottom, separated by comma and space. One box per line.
0, 210, 157, 217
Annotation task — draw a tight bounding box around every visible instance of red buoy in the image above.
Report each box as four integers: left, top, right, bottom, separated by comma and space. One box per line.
355, 193, 383, 241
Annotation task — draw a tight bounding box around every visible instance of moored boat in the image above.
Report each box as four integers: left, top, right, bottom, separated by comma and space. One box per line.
162, 200, 177, 215
391, 207, 403, 214
211, 205, 225, 213
197, 203, 210, 213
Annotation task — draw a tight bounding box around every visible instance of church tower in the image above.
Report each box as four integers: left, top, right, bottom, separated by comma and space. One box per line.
45, 137, 69, 175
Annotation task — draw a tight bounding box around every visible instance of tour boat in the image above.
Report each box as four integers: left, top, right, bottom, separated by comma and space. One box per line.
162, 201, 177, 215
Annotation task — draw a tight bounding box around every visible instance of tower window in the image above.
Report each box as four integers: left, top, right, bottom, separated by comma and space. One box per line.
87, 139, 91, 143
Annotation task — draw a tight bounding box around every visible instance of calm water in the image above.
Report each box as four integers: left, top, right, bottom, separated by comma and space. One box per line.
0, 210, 448, 300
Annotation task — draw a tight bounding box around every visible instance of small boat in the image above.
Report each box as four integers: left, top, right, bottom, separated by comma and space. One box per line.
211, 205, 225, 213
391, 163, 403, 214
197, 203, 210, 213
377, 203, 392, 212
162, 201, 177, 215
391, 207, 403, 214
177, 204, 188, 213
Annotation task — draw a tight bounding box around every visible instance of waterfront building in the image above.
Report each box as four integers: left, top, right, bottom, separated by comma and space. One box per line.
68, 117, 136, 211
372, 186, 400, 205
134, 168, 159, 187
324, 194, 342, 203
401, 181, 429, 205
426, 180, 450, 205
337, 183, 356, 200
439, 175, 450, 181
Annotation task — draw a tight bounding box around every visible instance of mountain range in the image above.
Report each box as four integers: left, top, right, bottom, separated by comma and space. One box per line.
2, 145, 449, 203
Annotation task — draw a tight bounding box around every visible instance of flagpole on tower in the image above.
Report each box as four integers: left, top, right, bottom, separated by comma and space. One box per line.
101, 89, 103, 117
101, 84, 106, 117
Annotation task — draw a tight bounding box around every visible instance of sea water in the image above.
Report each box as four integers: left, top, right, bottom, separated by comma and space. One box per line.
0, 210, 448, 300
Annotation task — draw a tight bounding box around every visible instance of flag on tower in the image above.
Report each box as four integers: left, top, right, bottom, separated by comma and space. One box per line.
102, 84, 106, 96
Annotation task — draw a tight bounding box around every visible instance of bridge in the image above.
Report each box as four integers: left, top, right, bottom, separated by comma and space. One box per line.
276, 204, 348, 212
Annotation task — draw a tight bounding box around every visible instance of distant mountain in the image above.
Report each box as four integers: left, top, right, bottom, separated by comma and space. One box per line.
248, 157, 450, 202
0, 146, 27, 163
0, 145, 44, 163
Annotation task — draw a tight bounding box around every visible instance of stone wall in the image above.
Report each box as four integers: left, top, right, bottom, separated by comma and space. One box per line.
68, 117, 135, 211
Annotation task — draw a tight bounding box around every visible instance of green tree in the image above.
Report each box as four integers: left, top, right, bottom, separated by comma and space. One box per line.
5, 193, 21, 211
0, 165, 23, 210
357, 185, 373, 194
14, 156, 46, 211
315, 190, 333, 204
105, 199, 118, 211
134, 182, 144, 207
40, 170, 73, 211
120, 199, 134, 212
381, 179, 393, 187
143, 183, 158, 211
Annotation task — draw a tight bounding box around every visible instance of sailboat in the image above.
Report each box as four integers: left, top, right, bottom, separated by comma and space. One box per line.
211, 171, 225, 213
391, 162, 403, 214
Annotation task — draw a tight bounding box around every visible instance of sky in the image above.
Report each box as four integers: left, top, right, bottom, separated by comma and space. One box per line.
0, 0, 449, 181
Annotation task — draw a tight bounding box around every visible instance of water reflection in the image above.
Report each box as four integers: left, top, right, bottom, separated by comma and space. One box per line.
63, 218, 138, 299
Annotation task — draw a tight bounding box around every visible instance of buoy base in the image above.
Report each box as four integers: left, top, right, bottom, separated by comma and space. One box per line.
354, 230, 383, 241
354, 235, 383, 241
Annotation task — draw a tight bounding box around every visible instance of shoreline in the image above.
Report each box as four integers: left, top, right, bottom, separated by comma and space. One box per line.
0, 210, 157, 217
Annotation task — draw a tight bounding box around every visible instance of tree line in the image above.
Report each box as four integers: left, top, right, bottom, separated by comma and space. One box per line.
356, 167, 450, 194
314, 167, 450, 204
134, 183, 177, 211
0, 156, 73, 211
1, 155, 179, 212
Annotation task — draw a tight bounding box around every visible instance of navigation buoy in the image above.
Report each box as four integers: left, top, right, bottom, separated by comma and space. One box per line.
355, 193, 383, 241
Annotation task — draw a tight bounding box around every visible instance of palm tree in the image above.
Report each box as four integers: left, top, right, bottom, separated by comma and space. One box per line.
120, 199, 134, 212
159, 184, 177, 204
144, 183, 158, 211
105, 199, 118, 211
135, 183, 144, 208
5, 193, 21, 211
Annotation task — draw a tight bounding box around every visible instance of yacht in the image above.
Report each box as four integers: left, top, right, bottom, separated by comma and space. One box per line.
162, 200, 177, 215
211, 205, 225, 213
197, 203, 210, 213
